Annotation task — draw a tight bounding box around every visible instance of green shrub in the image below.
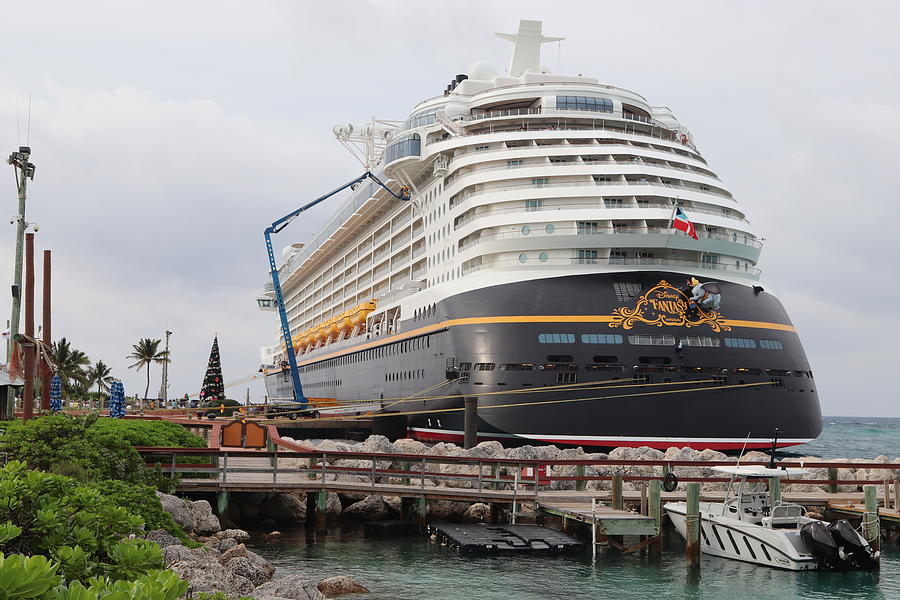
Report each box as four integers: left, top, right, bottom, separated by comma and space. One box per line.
85, 481, 183, 540
0, 553, 187, 600
0, 462, 164, 584
0, 415, 204, 492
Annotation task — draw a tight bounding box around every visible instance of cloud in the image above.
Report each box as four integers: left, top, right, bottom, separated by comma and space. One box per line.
0, 1, 898, 417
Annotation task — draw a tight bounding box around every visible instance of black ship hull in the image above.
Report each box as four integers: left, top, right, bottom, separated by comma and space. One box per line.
265, 271, 822, 450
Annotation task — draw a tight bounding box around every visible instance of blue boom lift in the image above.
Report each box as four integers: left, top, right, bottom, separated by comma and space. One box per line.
264, 172, 410, 413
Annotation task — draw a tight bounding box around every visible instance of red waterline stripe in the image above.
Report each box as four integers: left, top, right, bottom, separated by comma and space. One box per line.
409, 429, 806, 451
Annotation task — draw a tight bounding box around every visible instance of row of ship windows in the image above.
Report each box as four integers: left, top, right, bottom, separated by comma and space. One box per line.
299, 333, 434, 373
458, 361, 811, 378
537, 333, 784, 350
386, 369, 426, 382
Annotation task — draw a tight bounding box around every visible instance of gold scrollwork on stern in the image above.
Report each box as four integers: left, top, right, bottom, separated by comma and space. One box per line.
608, 280, 731, 332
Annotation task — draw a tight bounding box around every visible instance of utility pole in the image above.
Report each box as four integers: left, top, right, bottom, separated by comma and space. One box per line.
159, 330, 172, 404
6, 147, 36, 419
23, 233, 35, 420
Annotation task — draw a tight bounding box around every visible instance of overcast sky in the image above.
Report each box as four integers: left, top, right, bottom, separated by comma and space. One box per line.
0, 1, 897, 416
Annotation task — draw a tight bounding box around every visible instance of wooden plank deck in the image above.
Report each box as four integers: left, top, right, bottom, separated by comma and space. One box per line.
828, 502, 900, 525
537, 499, 658, 536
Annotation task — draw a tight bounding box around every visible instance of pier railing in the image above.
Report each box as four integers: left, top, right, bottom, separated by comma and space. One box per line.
138, 447, 900, 497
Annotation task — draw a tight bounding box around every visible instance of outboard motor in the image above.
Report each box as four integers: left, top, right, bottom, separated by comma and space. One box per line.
801, 521, 841, 569
828, 519, 879, 571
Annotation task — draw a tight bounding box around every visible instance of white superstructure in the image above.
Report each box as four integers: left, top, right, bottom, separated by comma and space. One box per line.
260, 19, 762, 364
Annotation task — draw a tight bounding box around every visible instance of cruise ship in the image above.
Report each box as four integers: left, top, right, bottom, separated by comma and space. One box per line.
258, 20, 822, 450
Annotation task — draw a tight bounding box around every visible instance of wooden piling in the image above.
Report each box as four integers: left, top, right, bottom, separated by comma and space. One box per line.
400, 496, 413, 520
648, 479, 662, 556
611, 472, 623, 511
315, 491, 327, 531
39, 250, 51, 411
463, 397, 477, 449
685, 482, 701, 569
884, 480, 891, 510
575, 465, 586, 491
414, 497, 427, 530
305, 493, 317, 529
769, 476, 781, 505
894, 476, 900, 511
863, 485, 880, 553
828, 467, 839, 493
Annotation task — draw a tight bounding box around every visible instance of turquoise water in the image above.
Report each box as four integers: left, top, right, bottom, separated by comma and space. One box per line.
246, 417, 899, 598
249, 528, 897, 600
784, 416, 900, 460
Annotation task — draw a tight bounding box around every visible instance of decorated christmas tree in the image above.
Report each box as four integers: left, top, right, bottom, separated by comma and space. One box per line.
198, 335, 226, 404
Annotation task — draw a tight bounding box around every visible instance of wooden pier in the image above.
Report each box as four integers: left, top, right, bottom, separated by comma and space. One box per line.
139, 442, 900, 560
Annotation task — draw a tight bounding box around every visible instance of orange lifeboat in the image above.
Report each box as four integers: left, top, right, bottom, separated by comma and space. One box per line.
326, 316, 340, 339
351, 300, 377, 326
338, 310, 353, 333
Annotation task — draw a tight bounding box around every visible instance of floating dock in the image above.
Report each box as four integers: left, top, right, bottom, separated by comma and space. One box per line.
428, 523, 583, 554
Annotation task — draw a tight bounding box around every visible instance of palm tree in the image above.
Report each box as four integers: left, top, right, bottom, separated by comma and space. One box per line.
86, 360, 114, 395
127, 338, 169, 400
51, 338, 91, 396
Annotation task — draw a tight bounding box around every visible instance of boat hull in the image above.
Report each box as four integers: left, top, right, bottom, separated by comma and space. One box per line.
665, 502, 818, 571
265, 271, 822, 450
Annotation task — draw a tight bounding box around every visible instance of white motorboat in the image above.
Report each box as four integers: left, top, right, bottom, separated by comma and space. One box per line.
664, 465, 878, 571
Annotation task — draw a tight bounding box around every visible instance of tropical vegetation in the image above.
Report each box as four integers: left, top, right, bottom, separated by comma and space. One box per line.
85, 360, 114, 396
50, 338, 91, 397
0, 414, 205, 495
126, 339, 169, 400
0, 462, 188, 599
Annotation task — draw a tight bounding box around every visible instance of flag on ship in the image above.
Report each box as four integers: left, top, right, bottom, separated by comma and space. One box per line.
673, 206, 698, 240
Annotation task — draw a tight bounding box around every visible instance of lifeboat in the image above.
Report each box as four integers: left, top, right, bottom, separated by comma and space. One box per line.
338, 310, 353, 333
326, 317, 340, 339
351, 300, 377, 326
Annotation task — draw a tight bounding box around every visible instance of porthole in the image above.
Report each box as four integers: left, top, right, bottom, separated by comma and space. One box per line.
521, 225, 531, 236
545, 223, 555, 234
539, 252, 549, 262
518, 253, 528, 263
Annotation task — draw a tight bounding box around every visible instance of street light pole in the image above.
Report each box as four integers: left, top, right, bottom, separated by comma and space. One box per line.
6, 147, 36, 419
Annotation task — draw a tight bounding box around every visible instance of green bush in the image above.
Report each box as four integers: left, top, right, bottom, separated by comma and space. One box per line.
0, 415, 204, 492
0, 553, 187, 600
0, 462, 164, 584
83, 481, 184, 541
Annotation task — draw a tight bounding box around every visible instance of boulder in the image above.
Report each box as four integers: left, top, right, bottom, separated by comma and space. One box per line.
317, 439, 353, 453
465, 440, 505, 459
144, 528, 181, 549
393, 438, 428, 455
426, 442, 464, 457
507, 445, 539, 461
219, 543, 248, 563
428, 500, 468, 522
262, 492, 307, 524
162, 544, 206, 566
157, 492, 198, 532
464, 503, 491, 523
192, 499, 221, 535
216, 528, 251, 542
227, 556, 272, 586
218, 537, 238, 552
359, 435, 397, 454
325, 492, 343, 519
317, 576, 369, 597
171, 558, 255, 598
252, 574, 323, 600
343, 495, 389, 521
382, 496, 402, 515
